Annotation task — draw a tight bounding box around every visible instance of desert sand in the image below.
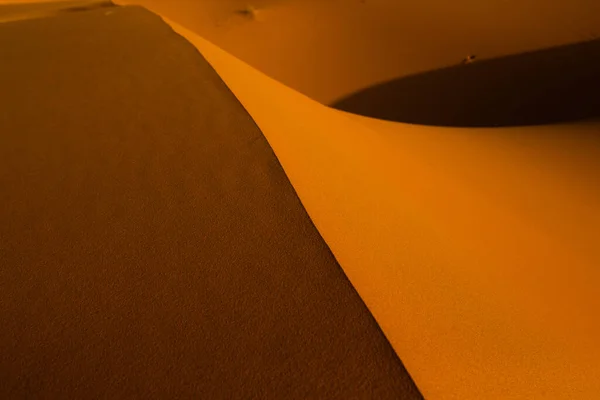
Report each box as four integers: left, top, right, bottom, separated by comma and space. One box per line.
172, 23, 600, 399
0, 4, 423, 399
2, 0, 600, 399
117, 0, 600, 105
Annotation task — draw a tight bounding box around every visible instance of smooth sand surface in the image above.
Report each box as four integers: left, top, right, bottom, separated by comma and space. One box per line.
3, 0, 600, 399
167, 20, 600, 399
0, 0, 114, 22
117, 0, 600, 104
333, 37, 600, 126
0, 5, 423, 399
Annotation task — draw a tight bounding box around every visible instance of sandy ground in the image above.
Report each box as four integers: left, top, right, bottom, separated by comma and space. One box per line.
0, 0, 113, 22
168, 20, 600, 399
4, 1, 600, 104
2, 0, 600, 399
0, 5, 422, 399
116, 0, 600, 104
333, 37, 600, 126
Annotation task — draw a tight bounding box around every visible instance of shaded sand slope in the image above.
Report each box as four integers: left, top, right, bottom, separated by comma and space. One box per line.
0, 5, 422, 399
333, 38, 600, 126
0, 0, 114, 23
168, 21, 600, 399
119, 0, 600, 104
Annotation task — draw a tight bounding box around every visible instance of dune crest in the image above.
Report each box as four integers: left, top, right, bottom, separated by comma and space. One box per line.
164, 19, 600, 399
3, 1, 598, 398
0, 6, 423, 398
117, 0, 600, 104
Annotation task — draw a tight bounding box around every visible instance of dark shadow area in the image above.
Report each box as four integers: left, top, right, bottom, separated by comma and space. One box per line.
331, 38, 600, 127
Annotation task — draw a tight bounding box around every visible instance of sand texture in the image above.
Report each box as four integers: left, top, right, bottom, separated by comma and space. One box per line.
116, 0, 600, 104
2, 0, 600, 399
0, 5, 422, 399
167, 17, 600, 400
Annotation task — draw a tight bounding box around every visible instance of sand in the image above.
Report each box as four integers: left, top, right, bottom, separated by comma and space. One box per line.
2, 0, 600, 399
165, 17, 600, 400
0, 0, 114, 22
333, 38, 600, 126
0, 5, 422, 399
115, 0, 600, 104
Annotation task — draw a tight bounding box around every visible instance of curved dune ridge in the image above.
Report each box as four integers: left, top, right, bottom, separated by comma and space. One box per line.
115, 0, 600, 105
2, 4, 421, 399
2, 0, 600, 399
332, 38, 600, 126
165, 20, 600, 400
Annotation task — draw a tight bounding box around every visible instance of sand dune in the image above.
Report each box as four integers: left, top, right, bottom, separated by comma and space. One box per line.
6, 1, 600, 104
0, 5, 422, 398
0, 0, 114, 23
333, 38, 600, 126
118, 0, 600, 104
166, 20, 600, 399
2, 0, 600, 399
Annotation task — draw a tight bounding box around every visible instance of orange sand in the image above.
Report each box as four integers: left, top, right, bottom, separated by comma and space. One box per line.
0, 6, 422, 398
117, 0, 600, 104
3, 0, 600, 398
166, 20, 600, 399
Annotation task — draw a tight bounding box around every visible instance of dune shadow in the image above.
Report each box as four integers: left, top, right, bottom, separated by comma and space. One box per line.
331, 38, 600, 127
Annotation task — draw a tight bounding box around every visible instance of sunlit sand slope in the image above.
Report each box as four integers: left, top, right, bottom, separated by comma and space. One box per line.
0, 5, 422, 399
168, 21, 600, 399
119, 0, 600, 104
